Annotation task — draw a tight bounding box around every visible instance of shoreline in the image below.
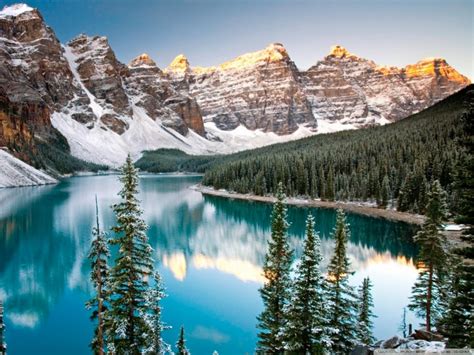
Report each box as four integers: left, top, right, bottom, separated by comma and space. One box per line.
192, 184, 426, 225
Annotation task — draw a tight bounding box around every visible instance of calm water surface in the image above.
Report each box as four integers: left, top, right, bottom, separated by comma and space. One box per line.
0, 175, 420, 354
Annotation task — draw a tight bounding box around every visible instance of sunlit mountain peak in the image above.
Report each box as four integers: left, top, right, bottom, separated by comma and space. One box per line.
129, 52, 156, 67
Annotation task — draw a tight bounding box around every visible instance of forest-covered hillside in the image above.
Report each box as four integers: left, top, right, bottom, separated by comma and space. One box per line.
200, 85, 473, 213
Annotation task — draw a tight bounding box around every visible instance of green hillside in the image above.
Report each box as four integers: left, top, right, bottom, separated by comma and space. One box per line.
200, 85, 473, 214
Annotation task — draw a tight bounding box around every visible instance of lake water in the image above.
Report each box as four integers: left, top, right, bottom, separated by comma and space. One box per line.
0, 174, 420, 354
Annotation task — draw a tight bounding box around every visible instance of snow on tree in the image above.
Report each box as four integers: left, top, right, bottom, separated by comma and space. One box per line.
356, 277, 376, 345
142, 272, 170, 354
86, 196, 110, 355
0, 300, 5, 355
326, 209, 358, 354
106, 154, 156, 353
440, 103, 474, 348
284, 213, 331, 353
409, 180, 448, 332
256, 182, 293, 353
176, 326, 189, 355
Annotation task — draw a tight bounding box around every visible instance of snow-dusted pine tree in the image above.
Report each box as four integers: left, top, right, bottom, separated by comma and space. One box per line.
176, 326, 189, 355
142, 272, 170, 354
409, 180, 448, 332
440, 105, 474, 348
86, 196, 110, 355
356, 277, 376, 345
0, 300, 5, 355
106, 154, 155, 353
326, 209, 357, 354
284, 214, 330, 354
257, 182, 293, 353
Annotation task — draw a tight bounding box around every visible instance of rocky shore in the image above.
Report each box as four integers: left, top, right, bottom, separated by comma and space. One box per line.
193, 184, 426, 225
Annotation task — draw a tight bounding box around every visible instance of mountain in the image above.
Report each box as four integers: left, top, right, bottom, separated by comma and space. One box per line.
0, 149, 56, 187
200, 84, 474, 214
0, 3, 470, 168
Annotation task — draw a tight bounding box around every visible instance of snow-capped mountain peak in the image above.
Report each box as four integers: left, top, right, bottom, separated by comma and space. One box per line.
0, 3, 34, 17
0, 5, 470, 168
129, 53, 157, 68
328, 44, 357, 59
167, 54, 191, 73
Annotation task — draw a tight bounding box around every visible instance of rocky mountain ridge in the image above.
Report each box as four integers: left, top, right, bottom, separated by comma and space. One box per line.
0, 3, 470, 167
166, 43, 469, 134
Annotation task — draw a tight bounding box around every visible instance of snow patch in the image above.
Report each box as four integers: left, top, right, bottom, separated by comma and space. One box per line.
0, 3, 34, 17
444, 224, 465, 231
0, 149, 57, 188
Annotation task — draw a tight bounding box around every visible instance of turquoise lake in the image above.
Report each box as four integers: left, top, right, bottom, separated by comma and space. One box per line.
0, 174, 421, 354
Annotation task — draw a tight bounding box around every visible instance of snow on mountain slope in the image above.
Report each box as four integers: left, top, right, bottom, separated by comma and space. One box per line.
0, 150, 57, 188
0, 3, 33, 17
0, 4, 470, 169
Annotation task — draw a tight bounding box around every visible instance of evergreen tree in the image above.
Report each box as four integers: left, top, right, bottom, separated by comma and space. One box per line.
257, 182, 293, 353
143, 272, 169, 354
176, 326, 189, 355
106, 155, 155, 353
325, 165, 335, 201
380, 175, 391, 208
356, 277, 376, 345
326, 209, 357, 353
409, 180, 448, 332
0, 301, 5, 355
440, 103, 474, 347
86, 197, 110, 355
284, 214, 330, 354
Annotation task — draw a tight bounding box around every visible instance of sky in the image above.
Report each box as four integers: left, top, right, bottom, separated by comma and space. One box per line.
2, 0, 473, 79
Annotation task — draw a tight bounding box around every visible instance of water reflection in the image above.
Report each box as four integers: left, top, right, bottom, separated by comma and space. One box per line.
0, 175, 419, 354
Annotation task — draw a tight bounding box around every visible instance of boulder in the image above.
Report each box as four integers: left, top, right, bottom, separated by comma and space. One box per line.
350, 345, 373, 355
412, 329, 444, 341
381, 335, 403, 349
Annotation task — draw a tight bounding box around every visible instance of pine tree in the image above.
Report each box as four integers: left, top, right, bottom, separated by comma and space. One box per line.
106, 155, 155, 353
380, 175, 391, 208
325, 165, 335, 201
409, 180, 448, 332
86, 196, 110, 355
440, 103, 474, 347
326, 209, 357, 354
284, 214, 330, 354
143, 272, 169, 354
257, 182, 293, 353
176, 326, 189, 355
0, 300, 5, 355
356, 277, 376, 345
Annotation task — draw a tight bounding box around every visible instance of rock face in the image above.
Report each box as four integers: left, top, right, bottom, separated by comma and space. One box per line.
301, 45, 470, 126
166, 44, 469, 134
124, 53, 204, 135
166, 43, 316, 135
66, 34, 131, 132
0, 4, 470, 167
0, 3, 89, 156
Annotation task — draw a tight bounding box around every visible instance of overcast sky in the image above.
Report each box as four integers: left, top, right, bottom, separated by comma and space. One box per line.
5, 0, 472, 78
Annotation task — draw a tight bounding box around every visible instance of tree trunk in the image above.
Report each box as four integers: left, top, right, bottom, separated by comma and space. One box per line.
426, 262, 433, 332
96, 267, 104, 355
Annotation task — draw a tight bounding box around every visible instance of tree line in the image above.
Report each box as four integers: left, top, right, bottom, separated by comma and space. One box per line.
257, 183, 376, 354
202, 86, 472, 214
